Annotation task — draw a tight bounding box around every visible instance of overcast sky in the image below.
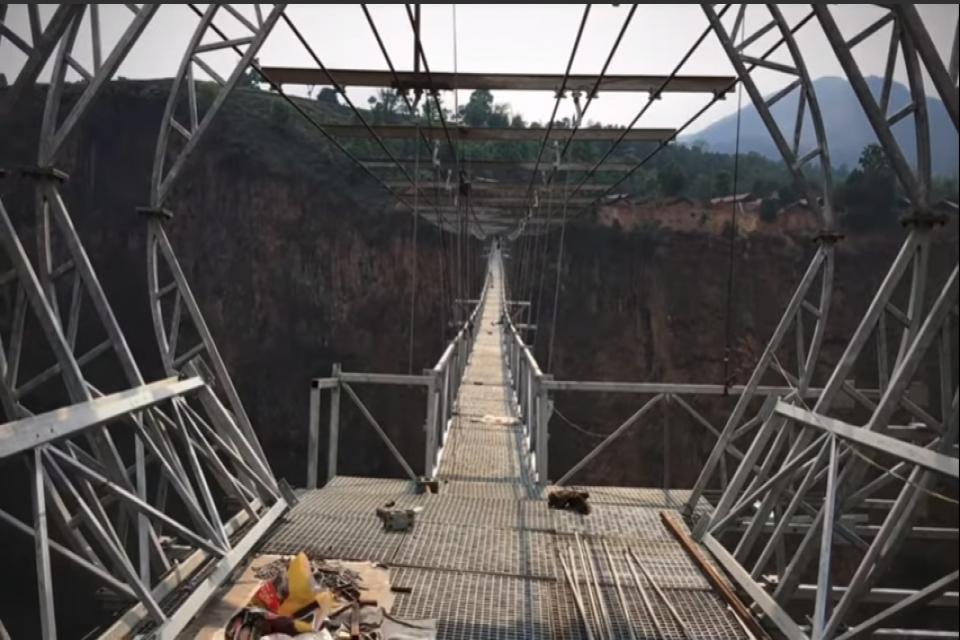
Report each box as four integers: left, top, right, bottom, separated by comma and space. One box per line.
2, 4, 957, 133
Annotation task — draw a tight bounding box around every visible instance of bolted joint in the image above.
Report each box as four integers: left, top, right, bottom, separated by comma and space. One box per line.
813, 229, 845, 245
899, 210, 949, 228
19, 165, 68, 183
136, 206, 174, 220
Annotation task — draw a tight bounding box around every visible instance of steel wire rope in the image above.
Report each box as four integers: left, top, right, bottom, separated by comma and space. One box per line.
183, 5, 421, 214
360, 4, 464, 349
523, 5, 636, 352
361, 4, 456, 315
280, 13, 442, 219
560, 7, 818, 215
722, 10, 747, 392
359, 4, 456, 346
536, 4, 638, 196
520, 5, 592, 220
403, 3, 465, 337
546, 168, 573, 372
408, 115, 421, 373
284, 8, 465, 359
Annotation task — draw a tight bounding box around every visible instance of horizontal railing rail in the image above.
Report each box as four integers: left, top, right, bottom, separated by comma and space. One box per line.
306, 266, 492, 487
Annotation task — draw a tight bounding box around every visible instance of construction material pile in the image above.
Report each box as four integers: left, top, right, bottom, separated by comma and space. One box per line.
225, 552, 436, 640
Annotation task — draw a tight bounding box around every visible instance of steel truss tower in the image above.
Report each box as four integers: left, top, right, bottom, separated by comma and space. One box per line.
0, 4, 957, 639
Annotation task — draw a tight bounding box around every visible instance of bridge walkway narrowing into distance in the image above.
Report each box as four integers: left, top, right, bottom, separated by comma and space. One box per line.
255, 248, 748, 639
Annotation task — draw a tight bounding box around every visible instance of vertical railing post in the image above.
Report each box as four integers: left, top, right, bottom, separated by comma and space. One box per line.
525, 366, 534, 430
537, 374, 552, 486
327, 363, 341, 483
424, 369, 439, 477
306, 378, 322, 489
440, 364, 451, 448
663, 394, 671, 490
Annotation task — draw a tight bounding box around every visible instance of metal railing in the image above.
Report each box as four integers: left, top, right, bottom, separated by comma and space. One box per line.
306, 270, 491, 487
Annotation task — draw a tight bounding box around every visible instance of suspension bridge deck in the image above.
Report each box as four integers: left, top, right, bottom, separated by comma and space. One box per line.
244, 256, 748, 639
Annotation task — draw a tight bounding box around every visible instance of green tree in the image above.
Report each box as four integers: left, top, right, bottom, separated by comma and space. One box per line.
237, 67, 261, 89
316, 87, 339, 106
839, 143, 898, 228
714, 171, 731, 196
760, 198, 778, 222
461, 89, 495, 126
658, 162, 687, 196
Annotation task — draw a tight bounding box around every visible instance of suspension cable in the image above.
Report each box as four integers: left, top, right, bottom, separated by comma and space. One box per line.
184, 5, 421, 215
359, 4, 457, 342
522, 5, 591, 213
280, 12, 441, 217
562, 8, 817, 215
359, 4, 437, 155
403, 3, 465, 333
722, 10, 747, 391
541, 5, 638, 194
408, 115, 421, 374
546, 168, 573, 372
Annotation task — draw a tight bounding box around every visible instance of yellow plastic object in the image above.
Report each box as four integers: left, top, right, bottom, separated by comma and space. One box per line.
314, 590, 338, 618
277, 552, 317, 616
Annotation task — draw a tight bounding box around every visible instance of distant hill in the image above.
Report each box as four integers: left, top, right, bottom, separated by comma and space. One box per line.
685, 76, 958, 177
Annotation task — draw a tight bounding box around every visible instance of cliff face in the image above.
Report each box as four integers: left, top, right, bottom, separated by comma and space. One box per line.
1, 81, 483, 486
1, 80, 956, 494
533, 217, 957, 488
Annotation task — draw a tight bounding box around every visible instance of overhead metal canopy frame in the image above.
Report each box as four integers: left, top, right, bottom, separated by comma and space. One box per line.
0, 4, 957, 640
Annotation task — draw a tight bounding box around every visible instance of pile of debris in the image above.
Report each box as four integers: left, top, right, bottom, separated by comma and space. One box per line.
225, 552, 435, 640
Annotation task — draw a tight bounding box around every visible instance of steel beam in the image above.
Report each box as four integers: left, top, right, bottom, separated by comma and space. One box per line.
776, 402, 959, 479
317, 123, 676, 142
0, 377, 204, 458
259, 66, 736, 94
364, 158, 640, 172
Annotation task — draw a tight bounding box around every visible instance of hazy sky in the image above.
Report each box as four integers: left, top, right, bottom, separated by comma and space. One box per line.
2, 4, 957, 133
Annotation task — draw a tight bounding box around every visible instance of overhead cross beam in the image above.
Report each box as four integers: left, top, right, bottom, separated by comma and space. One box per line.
363, 158, 641, 172
386, 182, 617, 195
259, 67, 737, 95
318, 123, 676, 142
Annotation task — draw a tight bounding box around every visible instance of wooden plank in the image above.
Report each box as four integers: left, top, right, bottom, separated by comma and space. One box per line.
660, 511, 772, 640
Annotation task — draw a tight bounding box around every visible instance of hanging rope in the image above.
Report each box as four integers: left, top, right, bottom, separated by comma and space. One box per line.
722, 11, 747, 393
546, 168, 573, 372
407, 109, 421, 374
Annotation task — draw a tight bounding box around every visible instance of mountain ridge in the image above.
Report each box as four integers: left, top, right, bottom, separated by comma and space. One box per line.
684, 75, 959, 177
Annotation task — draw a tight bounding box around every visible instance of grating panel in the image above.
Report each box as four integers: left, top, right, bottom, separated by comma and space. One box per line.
440, 450, 520, 479
394, 521, 557, 579
259, 512, 404, 562
324, 475, 417, 495
417, 494, 554, 532
441, 480, 526, 500
389, 568, 557, 640
294, 488, 424, 518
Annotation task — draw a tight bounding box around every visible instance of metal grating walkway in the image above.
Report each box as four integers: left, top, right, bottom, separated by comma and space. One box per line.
257, 253, 747, 639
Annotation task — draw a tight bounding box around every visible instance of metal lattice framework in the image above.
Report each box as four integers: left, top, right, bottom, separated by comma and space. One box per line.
0, 4, 958, 640
1, 5, 286, 639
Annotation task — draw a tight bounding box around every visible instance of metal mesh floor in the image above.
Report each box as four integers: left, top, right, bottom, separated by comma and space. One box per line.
259, 512, 405, 562
390, 568, 558, 640
395, 521, 557, 579
255, 262, 745, 638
